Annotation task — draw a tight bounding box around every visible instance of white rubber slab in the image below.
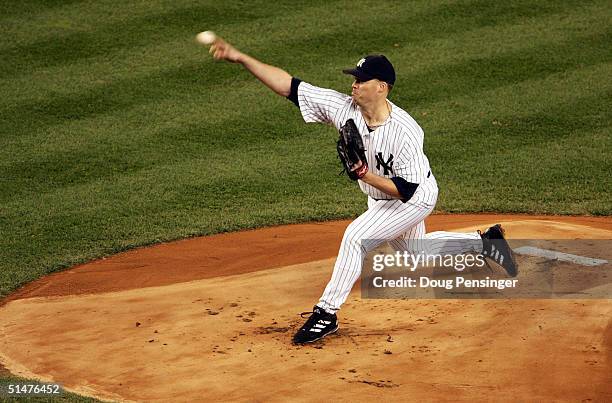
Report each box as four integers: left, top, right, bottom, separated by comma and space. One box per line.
513, 246, 609, 266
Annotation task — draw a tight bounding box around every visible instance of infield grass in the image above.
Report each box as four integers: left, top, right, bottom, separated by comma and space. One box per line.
0, 0, 611, 400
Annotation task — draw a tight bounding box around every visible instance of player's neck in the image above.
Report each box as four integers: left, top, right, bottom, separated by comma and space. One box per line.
360, 98, 391, 127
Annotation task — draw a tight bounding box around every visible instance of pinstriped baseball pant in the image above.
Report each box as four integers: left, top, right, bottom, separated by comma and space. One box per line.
317, 197, 482, 313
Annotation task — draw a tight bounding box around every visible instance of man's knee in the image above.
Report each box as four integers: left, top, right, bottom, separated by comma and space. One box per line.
342, 228, 377, 254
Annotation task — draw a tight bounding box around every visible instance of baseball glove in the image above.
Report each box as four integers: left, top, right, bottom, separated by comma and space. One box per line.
337, 119, 368, 180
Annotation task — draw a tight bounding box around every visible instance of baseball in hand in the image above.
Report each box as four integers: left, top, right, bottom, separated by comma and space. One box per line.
196, 31, 217, 45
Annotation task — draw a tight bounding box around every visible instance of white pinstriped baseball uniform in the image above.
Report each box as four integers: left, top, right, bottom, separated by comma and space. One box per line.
296, 82, 483, 313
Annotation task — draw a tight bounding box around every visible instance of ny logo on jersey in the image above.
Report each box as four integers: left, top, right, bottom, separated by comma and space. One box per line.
357, 58, 366, 67
375, 152, 394, 175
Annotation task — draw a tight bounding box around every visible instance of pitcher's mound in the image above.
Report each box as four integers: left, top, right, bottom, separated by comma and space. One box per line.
0, 215, 610, 401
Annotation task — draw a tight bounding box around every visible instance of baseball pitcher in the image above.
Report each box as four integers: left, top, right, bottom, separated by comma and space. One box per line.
206, 36, 517, 344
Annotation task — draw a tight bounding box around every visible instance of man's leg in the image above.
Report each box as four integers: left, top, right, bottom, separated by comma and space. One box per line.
293, 199, 435, 344
317, 199, 434, 313
423, 230, 483, 254
390, 228, 482, 256
390, 225, 516, 277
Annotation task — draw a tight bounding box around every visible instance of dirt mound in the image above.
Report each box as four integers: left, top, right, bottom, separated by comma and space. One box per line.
0, 215, 610, 401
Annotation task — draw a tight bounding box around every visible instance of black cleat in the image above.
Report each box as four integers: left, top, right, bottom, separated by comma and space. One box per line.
479, 224, 518, 277
292, 306, 338, 344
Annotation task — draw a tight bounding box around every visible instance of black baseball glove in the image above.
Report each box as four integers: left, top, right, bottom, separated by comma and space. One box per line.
337, 119, 368, 180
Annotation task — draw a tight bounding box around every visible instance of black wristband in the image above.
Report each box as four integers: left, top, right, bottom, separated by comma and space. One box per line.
286, 77, 302, 107
390, 177, 419, 201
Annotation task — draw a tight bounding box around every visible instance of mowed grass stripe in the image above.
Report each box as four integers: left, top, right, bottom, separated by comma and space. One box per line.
2, 23, 609, 180
1, 0, 596, 99
0, 90, 306, 202
0, 1, 336, 71
431, 90, 611, 214
2, 53, 608, 209
436, 129, 612, 215
275, 0, 597, 56
426, 62, 611, 162
0, 0, 277, 43
432, 89, 611, 169
394, 27, 611, 105
386, 2, 610, 72
0, 59, 250, 138
0, 0, 82, 26
419, 61, 612, 132
0, 0, 607, 135
0, 132, 359, 279
5, 0, 605, 110
0, 0, 433, 101
1, 53, 609, 213
3, 8, 609, 151
424, 60, 611, 213
2, 0, 604, 154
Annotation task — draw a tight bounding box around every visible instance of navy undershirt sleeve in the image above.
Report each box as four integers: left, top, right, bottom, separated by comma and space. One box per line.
390, 177, 419, 202
286, 77, 302, 107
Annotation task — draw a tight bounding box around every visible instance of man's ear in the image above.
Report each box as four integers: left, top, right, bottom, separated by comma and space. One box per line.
378, 81, 389, 95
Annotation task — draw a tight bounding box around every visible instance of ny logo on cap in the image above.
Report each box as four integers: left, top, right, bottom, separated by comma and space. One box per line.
357, 58, 366, 67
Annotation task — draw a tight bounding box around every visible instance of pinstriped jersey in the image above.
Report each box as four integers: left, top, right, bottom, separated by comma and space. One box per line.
297, 81, 438, 205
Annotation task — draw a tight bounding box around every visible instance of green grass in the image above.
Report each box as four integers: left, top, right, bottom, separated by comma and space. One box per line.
1, 0, 611, 401
0, 371, 99, 403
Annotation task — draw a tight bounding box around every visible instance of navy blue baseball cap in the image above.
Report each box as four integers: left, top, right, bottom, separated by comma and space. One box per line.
342, 55, 396, 85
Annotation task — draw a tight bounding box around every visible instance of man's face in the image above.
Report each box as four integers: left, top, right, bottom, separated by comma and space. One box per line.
351, 78, 385, 105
